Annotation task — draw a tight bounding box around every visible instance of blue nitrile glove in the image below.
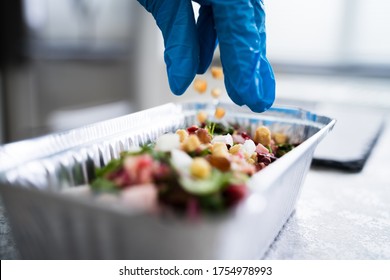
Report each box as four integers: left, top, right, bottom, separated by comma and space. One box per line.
137, 0, 275, 113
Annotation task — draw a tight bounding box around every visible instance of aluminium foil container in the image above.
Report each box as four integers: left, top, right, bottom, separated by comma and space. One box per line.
0, 102, 335, 259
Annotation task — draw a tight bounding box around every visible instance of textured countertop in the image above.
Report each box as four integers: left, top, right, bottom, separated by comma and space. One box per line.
1, 74, 390, 260
0, 196, 20, 259
265, 117, 390, 259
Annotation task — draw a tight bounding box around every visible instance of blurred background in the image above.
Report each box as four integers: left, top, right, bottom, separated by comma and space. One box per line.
1, 0, 390, 144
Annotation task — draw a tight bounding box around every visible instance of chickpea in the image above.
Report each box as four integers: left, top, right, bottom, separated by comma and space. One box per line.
211, 66, 224, 79
214, 148, 229, 158
254, 126, 271, 147
209, 155, 231, 172
273, 132, 288, 145
197, 111, 208, 123
196, 128, 212, 144
214, 107, 226, 119
229, 144, 242, 155
190, 157, 212, 179
193, 78, 207, 93
213, 142, 228, 152
176, 129, 188, 143
211, 88, 222, 98
212, 142, 229, 157
182, 134, 201, 152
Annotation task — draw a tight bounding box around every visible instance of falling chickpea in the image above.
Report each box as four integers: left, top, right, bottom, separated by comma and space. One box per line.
197, 111, 208, 123
211, 88, 222, 98
214, 107, 226, 119
211, 66, 223, 79
193, 78, 207, 93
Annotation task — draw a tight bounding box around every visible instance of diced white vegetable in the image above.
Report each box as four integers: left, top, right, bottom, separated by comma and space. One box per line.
170, 149, 193, 175
211, 134, 233, 146
232, 133, 246, 144
241, 140, 256, 155
155, 133, 180, 152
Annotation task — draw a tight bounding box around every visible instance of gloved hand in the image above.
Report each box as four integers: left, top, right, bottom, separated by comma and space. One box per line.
137, 0, 275, 113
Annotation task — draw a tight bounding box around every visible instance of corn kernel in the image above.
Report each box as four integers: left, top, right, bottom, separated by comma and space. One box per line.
176, 129, 188, 143
250, 152, 258, 161
254, 126, 271, 147
183, 134, 201, 152
247, 158, 256, 165
211, 66, 224, 79
243, 151, 251, 160
273, 132, 288, 145
197, 111, 208, 123
190, 157, 211, 179
214, 107, 226, 119
229, 144, 242, 155
193, 78, 207, 93
211, 88, 222, 98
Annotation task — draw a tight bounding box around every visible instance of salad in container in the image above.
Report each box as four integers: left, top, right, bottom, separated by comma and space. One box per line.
89, 118, 297, 217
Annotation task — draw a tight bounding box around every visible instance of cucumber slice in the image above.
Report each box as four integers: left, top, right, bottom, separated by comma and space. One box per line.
179, 170, 230, 195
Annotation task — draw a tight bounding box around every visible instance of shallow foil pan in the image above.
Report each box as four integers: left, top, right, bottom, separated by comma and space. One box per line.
0, 102, 335, 259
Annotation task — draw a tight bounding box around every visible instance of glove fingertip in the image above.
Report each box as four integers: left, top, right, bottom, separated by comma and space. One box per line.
247, 81, 275, 113
167, 72, 196, 96
224, 62, 276, 113
247, 98, 274, 113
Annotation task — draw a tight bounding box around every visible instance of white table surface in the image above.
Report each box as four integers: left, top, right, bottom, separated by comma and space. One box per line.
265, 114, 390, 259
